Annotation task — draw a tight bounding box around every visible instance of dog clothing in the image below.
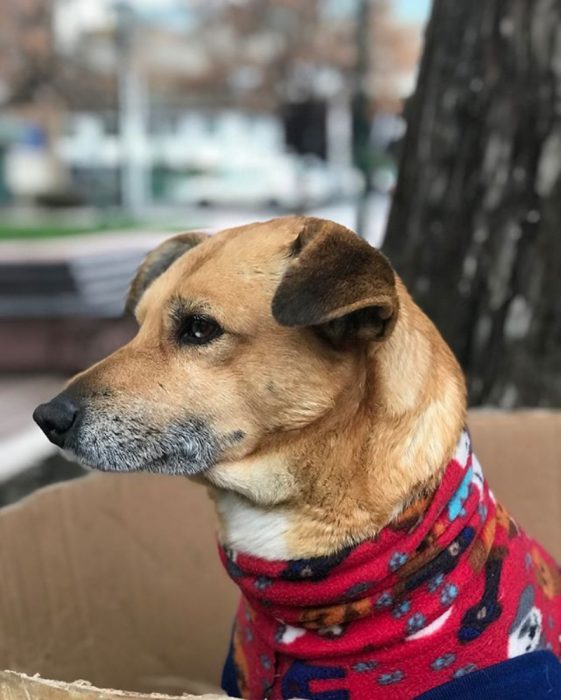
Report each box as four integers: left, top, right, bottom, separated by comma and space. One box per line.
219, 430, 561, 699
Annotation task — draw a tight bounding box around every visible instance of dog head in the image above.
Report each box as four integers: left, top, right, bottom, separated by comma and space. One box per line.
33, 217, 399, 479
34, 216, 466, 554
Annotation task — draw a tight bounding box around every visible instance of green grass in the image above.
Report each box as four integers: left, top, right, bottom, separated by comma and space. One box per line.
0, 216, 140, 241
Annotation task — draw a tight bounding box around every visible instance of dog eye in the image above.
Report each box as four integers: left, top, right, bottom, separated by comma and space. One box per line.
178, 315, 222, 345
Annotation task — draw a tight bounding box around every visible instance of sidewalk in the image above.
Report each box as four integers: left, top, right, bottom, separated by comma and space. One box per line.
0, 193, 390, 263
0, 229, 170, 263
0, 375, 63, 481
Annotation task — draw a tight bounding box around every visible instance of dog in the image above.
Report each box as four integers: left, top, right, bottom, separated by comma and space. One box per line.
33, 217, 561, 699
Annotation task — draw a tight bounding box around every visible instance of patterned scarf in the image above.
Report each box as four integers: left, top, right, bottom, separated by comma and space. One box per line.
219, 430, 561, 699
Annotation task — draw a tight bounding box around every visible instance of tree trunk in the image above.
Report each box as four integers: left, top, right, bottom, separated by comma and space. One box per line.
383, 0, 561, 407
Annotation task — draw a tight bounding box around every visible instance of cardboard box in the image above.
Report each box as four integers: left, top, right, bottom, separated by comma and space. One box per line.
0, 411, 559, 699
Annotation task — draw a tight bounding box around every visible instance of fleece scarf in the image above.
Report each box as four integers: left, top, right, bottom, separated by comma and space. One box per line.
219, 430, 561, 700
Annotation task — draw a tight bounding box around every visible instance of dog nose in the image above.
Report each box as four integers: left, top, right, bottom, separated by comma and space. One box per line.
33, 395, 79, 447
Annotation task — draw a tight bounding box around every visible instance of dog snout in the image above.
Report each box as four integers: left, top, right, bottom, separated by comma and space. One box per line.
33, 393, 80, 448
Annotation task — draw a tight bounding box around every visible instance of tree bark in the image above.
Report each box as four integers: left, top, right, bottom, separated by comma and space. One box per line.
383, 0, 561, 407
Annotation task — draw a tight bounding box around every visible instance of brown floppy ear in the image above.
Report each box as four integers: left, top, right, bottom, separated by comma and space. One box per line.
272, 218, 398, 345
126, 232, 209, 314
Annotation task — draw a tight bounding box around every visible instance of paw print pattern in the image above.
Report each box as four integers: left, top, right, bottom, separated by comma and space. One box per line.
402, 527, 475, 593
389, 551, 409, 572
255, 576, 272, 590
431, 653, 455, 671
440, 583, 458, 606
352, 660, 378, 673
375, 591, 393, 609
428, 573, 445, 592
453, 663, 477, 678
392, 599, 411, 619
407, 612, 426, 634
378, 670, 405, 685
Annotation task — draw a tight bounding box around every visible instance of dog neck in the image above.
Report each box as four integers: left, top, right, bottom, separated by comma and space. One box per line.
220, 431, 561, 700
208, 286, 467, 559
220, 429, 477, 637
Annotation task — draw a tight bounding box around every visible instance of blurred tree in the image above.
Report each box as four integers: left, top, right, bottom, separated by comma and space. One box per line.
171, 0, 419, 115
0, 0, 56, 105
384, 0, 561, 407
353, 0, 373, 237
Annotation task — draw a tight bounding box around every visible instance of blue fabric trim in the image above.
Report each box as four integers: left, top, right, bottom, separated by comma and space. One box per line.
416, 651, 561, 700
222, 649, 561, 699
221, 637, 241, 698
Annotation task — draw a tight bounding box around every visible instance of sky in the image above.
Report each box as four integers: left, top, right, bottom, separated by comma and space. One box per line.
395, 0, 432, 24
56, 0, 433, 47
125, 0, 433, 17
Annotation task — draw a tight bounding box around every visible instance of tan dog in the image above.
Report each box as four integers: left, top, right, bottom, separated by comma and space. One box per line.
34, 217, 561, 699
33, 216, 465, 560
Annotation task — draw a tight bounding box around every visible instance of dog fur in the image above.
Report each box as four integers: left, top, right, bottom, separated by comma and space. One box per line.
37, 216, 466, 559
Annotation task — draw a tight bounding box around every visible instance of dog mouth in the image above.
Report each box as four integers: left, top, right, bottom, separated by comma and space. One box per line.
65, 446, 211, 476
63, 410, 222, 477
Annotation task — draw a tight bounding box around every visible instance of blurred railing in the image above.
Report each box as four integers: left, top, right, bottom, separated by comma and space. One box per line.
0, 250, 145, 317
0, 234, 166, 372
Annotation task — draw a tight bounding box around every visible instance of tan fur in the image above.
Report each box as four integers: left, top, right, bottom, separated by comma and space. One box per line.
63, 216, 467, 558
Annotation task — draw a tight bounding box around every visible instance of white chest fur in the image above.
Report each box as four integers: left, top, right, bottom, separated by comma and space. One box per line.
214, 491, 292, 560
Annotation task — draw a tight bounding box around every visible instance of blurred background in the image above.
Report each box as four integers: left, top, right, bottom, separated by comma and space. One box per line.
1, 0, 559, 501
0, 0, 429, 499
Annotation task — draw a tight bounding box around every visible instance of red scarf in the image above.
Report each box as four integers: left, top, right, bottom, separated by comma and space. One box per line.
219, 431, 561, 699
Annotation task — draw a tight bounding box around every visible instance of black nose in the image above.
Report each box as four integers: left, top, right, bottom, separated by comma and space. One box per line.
33, 395, 79, 447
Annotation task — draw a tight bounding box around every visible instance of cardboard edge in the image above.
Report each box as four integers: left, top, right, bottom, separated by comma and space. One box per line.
0, 671, 233, 700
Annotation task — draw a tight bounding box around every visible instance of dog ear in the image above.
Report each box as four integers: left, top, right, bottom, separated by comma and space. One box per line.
126, 232, 209, 314
272, 218, 398, 345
